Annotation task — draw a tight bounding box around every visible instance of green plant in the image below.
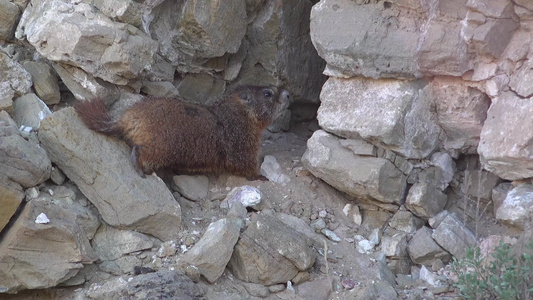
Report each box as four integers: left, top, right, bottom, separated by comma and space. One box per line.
451, 239, 533, 300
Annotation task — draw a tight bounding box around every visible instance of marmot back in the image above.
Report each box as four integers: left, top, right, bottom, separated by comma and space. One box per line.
75, 85, 286, 178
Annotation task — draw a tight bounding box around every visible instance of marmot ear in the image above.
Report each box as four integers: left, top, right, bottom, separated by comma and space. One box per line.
240, 91, 251, 102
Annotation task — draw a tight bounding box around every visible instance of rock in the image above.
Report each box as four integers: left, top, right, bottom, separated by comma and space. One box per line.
428, 78, 491, 154
38, 108, 181, 241
405, 182, 448, 219
462, 169, 500, 200
296, 278, 332, 300
172, 175, 209, 201
430, 152, 456, 189
495, 184, 533, 229
240, 0, 326, 103
52, 63, 120, 103
340, 138, 377, 156
343, 203, 362, 226
510, 60, 533, 98
321, 228, 341, 242
0, 197, 97, 293
17, 0, 158, 85
92, 226, 153, 262
92, 0, 142, 28
150, 0, 246, 71
310, 0, 420, 79
428, 210, 451, 229
260, 155, 290, 184
302, 130, 406, 205
0, 112, 51, 188
177, 206, 243, 283
50, 166, 66, 185
228, 213, 315, 285
355, 281, 398, 300
22, 61, 61, 105
407, 227, 451, 266
491, 182, 512, 216
317, 77, 441, 159
431, 213, 476, 259
0, 51, 32, 100
141, 81, 180, 98
78, 270, 204, 300
0, 0, 20, 40
0, 175, 24, 232
220, 185, 262, 209
242, 282, 270, 298
463, 0, 519, 58
419, 265, 440, 287
381, 229, 408, 258
479, 92, 533, 180
13, 93, 52, 130
389, 210, 424, 234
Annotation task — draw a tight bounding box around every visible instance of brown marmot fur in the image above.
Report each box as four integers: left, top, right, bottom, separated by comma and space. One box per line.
75, 85, 286, 178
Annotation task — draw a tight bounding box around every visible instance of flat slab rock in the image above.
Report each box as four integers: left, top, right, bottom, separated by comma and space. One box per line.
228, 213, 316, 286
38, 107, 181, 241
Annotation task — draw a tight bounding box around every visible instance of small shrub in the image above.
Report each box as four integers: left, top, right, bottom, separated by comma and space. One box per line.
451, 239, 533, 300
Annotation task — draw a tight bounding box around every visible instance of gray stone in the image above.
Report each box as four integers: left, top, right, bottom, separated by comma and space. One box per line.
428, 210, 451, 229
408, 227, 451, 266
0, 197, 97, 293
228, 213, 315, 285
0, 175, 24, 232
150, 0, 246, 71
339, 138, 377, 156
0, 51, 32, 98
92, 0, 142, 28
17, 0, 158, 85
52, 63, 120, 103
381, 229, 408, 258
355, 281, 398, 300
389, 210, 424, 234
478, 92, 533, 180
241, 0, 326, 103
78, 270, 204, 300
50, 166, 66, 185
495, 184, 533, 230
177, 212, 243, 283
0, 0, 20, 40
405, 182, 448, 219
302, 130, 406, 205
296, 278, 333, 300
220, 185, 262, 209
430, 152, 456, 190
0, 113, 51, 188
141, 81, 180, 98
343, 203, 362, 226
22, 61, 61, 105
431, 213, 476, 259
492, 182, 512, 216
172, 175, 209, 201
462, 169, 500, 200
510, 60, 533, 98
419, 265, 440, 287
310, 0, 420, 79
38, 108, 181, 241
260, 155, 290, 184
92, 226, 153, 261
13, 93, 52, 130
242, 282, 270, 298
318, 77, 441, 159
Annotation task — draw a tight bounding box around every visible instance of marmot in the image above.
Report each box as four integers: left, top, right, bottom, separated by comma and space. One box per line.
75, 85, 286, 179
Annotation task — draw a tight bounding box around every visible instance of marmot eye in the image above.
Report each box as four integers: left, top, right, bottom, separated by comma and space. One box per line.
263, 89, 273, 98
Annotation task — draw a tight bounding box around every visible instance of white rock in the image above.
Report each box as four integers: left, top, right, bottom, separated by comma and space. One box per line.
35, 212, 50, 224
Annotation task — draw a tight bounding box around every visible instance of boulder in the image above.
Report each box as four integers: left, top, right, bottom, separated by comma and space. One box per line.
495, 184, 533, 230
0, 0, 20, 40
0, 51, 32, 102
302, 130, 406, 205
408, 227, 451, 266
228, 213, 315, 285
13, 93, 52, 130
16, 0, 158, 85
405, 182, 448, 219
310, 0, 421, 79
478, 92, 533, 180
0, 197, 98, 293
172, 175, 209, 202
389, 210, 424, 234
431, 213, 476, 259
22, 61, 61, 105
317, 77, 441, 159
0, 175, 24, 232
38, 108, 181, 241
0, 112, 51, 188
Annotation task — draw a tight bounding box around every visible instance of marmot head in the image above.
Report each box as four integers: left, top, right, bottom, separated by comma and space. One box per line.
234, 85, 287, 128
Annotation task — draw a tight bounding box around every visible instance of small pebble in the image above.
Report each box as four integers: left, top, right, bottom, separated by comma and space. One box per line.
321, 228, 341, 242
